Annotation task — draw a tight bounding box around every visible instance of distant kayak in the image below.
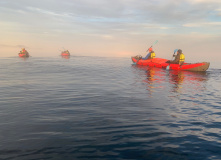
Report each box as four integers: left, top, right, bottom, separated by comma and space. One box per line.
61, 50, 70, 56
131, 56, 210, 72
61, 53, 70, 56
19, 53, 28, 57
18, 48, 29, 57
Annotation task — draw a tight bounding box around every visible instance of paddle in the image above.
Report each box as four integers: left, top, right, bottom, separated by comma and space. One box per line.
136, 40, 158, 64
146, 40, 158, 52
166, 49, 178, 70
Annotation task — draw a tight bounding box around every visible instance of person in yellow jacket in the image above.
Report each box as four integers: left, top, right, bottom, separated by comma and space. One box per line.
167, 49, 185, 65
142, 48, 156, 60
22, 48, 26, 53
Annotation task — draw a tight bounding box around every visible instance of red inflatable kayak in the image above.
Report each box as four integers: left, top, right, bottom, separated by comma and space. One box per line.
131, 56, 210, 72
61, 53, 70, 56
61, 50, 70, 56
18, 53, 29, 57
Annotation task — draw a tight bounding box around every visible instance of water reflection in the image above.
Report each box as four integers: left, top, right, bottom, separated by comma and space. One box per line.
132, 65, 209, 95
144, 67, 165, 96
61, 55, 70, 59
169, 70, 208, 93
19, 56, 29, 61
168, 70, 185, 93
132, 65, 165, 96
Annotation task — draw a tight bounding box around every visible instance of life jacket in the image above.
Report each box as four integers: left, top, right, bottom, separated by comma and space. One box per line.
150, 52, 155, 59
179, 53, 185, 64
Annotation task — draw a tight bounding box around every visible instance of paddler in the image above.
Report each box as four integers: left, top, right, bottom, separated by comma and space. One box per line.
22, 48, 29, 56
22, 48, 26, 53
167, 49, 185, 65
142, 48, 156, 60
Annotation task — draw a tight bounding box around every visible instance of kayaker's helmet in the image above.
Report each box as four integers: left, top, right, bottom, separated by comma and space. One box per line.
149, 48, 153, 52
178, 49, 182, 53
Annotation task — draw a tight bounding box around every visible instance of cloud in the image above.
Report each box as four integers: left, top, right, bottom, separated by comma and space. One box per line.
1, 0, 220, 40
1, 0, 220, 29
183, 22, 221, 27
26, 6, 61, 17
0, 44, 26, 48
188, 0, 221, 4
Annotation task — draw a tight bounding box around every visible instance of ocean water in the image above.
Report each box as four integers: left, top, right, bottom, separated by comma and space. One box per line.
0, 56, 221, 160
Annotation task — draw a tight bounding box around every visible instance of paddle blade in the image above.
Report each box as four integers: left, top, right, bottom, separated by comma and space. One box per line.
153, 40, 158, 45
166, 65, 170, 70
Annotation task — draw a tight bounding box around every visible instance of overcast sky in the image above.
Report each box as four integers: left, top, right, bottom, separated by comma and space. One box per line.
0, 0, 221, 62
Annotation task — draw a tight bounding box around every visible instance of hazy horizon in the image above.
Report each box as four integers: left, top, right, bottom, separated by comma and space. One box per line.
1, 0, 221, 62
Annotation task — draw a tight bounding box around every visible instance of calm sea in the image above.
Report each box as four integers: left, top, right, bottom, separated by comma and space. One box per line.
0, 56, 221, 160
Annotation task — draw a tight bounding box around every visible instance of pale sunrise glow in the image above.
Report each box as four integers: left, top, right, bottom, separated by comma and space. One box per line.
0, 0, 221, 61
